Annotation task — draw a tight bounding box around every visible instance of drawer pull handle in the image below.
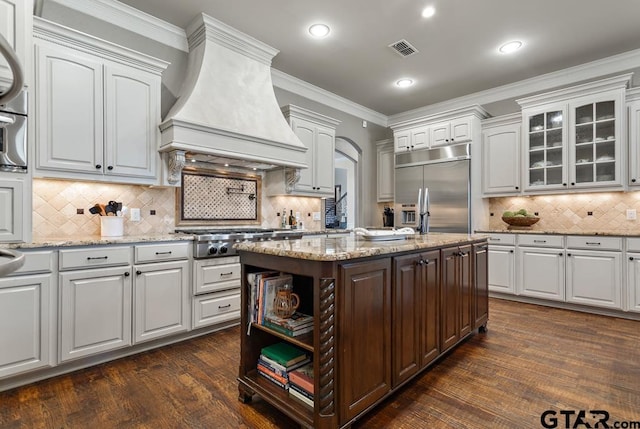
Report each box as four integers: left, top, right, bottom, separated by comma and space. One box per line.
220, 271, 234, 276
218, 304, 231, 309
87, 256, 108, 260
585, 242, 601, 246
489, 238, 501, 241
533, 240, 546, 243
155, 251, 172, 255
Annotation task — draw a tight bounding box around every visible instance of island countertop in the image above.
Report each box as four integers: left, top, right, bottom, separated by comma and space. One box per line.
235, 232, 488, 261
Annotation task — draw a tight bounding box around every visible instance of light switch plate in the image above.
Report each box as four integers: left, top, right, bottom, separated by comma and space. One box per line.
130, 208, 141, 222
627, 209, 637, 220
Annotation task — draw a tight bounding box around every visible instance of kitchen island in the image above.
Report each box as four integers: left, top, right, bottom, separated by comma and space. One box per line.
236, 233, 489, 429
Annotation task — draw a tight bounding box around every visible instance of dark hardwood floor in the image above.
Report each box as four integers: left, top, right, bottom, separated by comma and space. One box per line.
1, 298, 639, 429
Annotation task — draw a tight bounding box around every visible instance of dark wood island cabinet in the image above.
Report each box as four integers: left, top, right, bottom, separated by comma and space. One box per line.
236, 233, 488, 429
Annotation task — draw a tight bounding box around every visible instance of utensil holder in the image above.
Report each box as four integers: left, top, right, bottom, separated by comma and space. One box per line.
101, 217, 124, 237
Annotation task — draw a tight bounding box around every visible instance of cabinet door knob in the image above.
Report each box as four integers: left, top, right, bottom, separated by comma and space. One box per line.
630, 257, 635, 261
107, 165, 114, 170
567, 253, 572, 257
633, 179, 637, 183
571, 182, 575, 186
95, 164, 102, 169
563, 183, 567, 186
558, 253, 563, 256
510, 250, 514, 253
136, 270, 142, 275
418, 259, 425, 265
515, 186, 519, 190
124, 272, 130, 276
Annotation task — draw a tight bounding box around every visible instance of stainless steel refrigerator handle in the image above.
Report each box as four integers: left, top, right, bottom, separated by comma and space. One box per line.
424, 187, 430, 234
0, 114, 15, 125
0, 32, 24, 106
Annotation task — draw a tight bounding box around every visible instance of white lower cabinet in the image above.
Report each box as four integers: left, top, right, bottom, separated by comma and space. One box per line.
192, 257, 241, 329
566, 250, 621, 309
59, 265, 132, 362
517, 247, 565, 301
0, 274, 54, 378
487, 234, 516, 294
133, 260, 189, 343
627, 253, 640, 312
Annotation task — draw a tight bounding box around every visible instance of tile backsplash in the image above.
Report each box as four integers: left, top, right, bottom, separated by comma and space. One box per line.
32, 178, 324, 237
32, 179, 176, 237
489, 192, 640, 232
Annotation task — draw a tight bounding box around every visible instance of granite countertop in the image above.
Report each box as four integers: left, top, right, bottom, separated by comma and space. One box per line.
477, 228, 640, 237
235, 232, 488, 261
0, 233, 194, 249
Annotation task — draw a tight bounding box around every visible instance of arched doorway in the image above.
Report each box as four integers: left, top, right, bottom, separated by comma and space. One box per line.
326, 137, 361, 229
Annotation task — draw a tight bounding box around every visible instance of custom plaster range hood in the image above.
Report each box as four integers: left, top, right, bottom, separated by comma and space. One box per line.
159, 13, 308, 183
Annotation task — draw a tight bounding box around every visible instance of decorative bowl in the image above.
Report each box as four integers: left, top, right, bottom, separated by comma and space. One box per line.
501, 216, 540, 227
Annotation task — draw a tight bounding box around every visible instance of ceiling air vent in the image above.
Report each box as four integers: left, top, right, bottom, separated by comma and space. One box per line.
389, 39, 418, 57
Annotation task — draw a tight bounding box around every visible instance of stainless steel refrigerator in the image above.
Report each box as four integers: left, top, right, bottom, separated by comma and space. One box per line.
394, 143, 470, 233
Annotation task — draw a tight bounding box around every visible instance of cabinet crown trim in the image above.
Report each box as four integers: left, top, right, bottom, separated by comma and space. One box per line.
516, 73, 632, 109
389, 104, 489, 131
33, 17, 170, 74
281, 104, 341, 128
481, 112, 521, 128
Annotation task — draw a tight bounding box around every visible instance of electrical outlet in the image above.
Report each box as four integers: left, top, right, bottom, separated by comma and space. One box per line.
627, 209, 637, 220
130, 208, 141, 222
313, 212, 321, 221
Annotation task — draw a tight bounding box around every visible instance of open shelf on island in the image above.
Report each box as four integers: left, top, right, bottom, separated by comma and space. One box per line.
251, 323, 314, 352
241, 369, 314, 426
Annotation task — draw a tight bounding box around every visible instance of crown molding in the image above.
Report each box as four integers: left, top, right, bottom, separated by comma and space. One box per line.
389, 48, 640, 124
271, 69, 388, 128
44, 0, 188, 52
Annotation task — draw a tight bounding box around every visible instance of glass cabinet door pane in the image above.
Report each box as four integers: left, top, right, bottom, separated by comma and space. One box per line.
575, 104, 593, 124
596, 101, 614, 121
546, 111, 563, 129
530, 114, 544, 132
575, 124, 593, 144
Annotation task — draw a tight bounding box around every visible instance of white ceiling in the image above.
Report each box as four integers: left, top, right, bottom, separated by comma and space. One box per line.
118, 0, 640, 116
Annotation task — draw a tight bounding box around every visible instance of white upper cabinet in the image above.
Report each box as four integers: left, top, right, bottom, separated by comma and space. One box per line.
376, 139, 394, 202
0, 0, 31, 88
265, 105, 340, 197
32, 18, 168, 185
518, 74, 629, 193
481, 114, 521, 195
430, 117, 472, 147
627, 88, 640, 186
390, 106, 488, 154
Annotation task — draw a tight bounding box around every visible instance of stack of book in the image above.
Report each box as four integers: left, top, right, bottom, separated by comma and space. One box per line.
288, 362, 314, 407
257, 342, 310, 390
263, 312, 314, 337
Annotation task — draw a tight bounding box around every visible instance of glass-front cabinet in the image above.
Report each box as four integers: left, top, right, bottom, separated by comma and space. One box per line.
519, 74, 629, 193
524, 106, 567, 190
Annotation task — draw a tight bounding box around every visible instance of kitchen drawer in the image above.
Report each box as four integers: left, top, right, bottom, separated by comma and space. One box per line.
192, 290, 241, 329
566, 236, 622, 251
626, 237, 640, 252
194, 259, 241, 295
59, 246, 132, 270
518, 234, 564, 248
487, 234, 516, 246
9, 250, 55, 276
135, 242, 190, 263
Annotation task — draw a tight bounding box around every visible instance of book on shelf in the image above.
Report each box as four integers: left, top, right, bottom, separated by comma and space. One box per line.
289, 385, 313, 408
264, 312, 314, 330
247, 271, 279, 333
257, 368, 288, 389
289, 382, 314, 401
262, 320, 314, 337
289, 362, 314, 394
261, 342, 308, 367
261, 274, 294, 323
259, 354, 311, 374
257, 363, 289, 386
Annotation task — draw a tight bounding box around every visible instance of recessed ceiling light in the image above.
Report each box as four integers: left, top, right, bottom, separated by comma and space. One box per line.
396, 78, 414, 88
499, 40, 523, 54
422, 6, 436, 18
308, 23, 330, 38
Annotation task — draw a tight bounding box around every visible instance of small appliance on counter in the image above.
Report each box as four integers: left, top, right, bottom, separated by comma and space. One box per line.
382, 206, 394, 227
